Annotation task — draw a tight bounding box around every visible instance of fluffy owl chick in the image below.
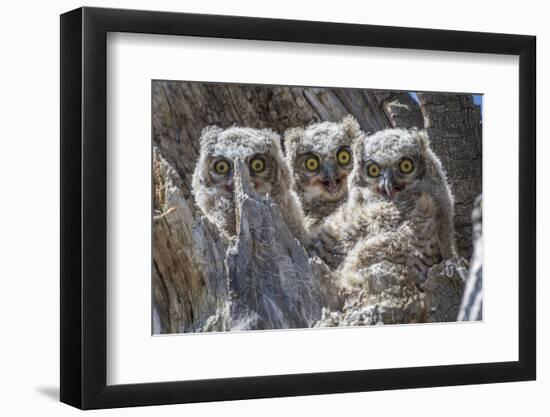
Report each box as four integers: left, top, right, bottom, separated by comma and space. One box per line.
309, 128, 456, 278
192, 125, 306, 242
284, 115, 362, 227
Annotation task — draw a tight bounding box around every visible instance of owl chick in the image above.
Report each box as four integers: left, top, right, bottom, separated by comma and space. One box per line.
309, 128, 456, 279
192, 125, 307, 242
284, 115, 362, 227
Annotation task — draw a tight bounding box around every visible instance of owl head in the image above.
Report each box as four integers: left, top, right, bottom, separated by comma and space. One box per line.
193, 125, 292, 200
350, 128, 443, 204
284, 115, 361, 205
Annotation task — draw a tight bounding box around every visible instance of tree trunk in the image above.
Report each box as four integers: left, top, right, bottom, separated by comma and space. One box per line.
152, 148, 227, 333
152, 82, 398, 194
373, 91, 424, 129
458, 195, 483, 321
416, 93, 482, 257
152, 82, 482, 332
153, 150, 340, 332
226, 160, 339, 330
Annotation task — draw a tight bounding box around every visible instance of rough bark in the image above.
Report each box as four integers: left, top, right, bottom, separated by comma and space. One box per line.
316, 257, 466, 327
152, 148, 227, 333
458, 195, 483, 321
152, 83, 481, 258
373, 91, 424, 129
154, 146, 466, 331
153, 150, 339, 332
152, 82, 397, 197
423, 258, 468, 322
226, 160, 339, 330
152, 82, 482, 332
416, 93, 482, 257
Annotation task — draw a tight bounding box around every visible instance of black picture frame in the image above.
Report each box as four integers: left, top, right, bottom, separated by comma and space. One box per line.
60, 6, 536, 410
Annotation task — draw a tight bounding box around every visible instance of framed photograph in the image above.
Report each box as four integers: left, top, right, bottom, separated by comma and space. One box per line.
60, 6, 536, 409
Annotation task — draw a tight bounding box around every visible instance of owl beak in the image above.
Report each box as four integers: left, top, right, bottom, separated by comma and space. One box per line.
379, 169, 398, 200
320, 163, 341, 195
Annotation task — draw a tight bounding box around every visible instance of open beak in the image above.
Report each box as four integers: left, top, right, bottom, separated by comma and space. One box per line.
321, 180, 341, 195
319, 163, 341, 195
378, 169, 399, 200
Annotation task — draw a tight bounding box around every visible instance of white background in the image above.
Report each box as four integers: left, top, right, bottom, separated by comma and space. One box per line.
108, 34, 518, 384
0, 0, 546, 415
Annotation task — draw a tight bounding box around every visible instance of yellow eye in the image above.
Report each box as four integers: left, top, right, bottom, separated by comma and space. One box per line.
250, 157, 265, 173
214, 159, 230, 174
304, 155, 320, 172
336, 148, 352, 166
398, 158, 414, 174
367, 163, 381, 177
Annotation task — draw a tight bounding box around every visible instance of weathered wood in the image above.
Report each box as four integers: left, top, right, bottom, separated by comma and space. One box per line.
226, 160, 339, 330
152, 82, 396, 196
153, 148, 227, 333
152, 82, 481, 332
373, 91, 424, 129
417, 93, 482, 257
152, 82, 481, 258
316, 257, 466, 327
458, 195, 483, 321
423, 258, 468, 322
153, 150, 340, 332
